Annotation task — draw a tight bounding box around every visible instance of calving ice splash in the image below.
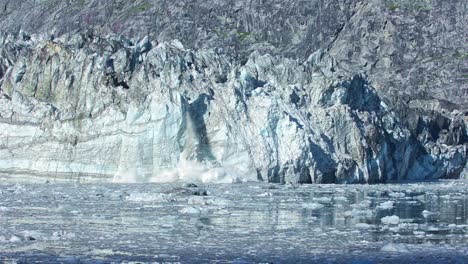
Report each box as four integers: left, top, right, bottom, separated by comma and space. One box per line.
113, 159, 247, 183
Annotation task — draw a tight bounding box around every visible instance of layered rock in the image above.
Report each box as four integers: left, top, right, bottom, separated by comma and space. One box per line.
0, 32, 465, 183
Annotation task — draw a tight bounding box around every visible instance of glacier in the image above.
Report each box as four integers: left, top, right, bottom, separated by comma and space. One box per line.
0, 33, 465, 183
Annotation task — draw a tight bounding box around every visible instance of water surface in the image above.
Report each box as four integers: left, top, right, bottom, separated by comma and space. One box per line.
0, 181, 467, 263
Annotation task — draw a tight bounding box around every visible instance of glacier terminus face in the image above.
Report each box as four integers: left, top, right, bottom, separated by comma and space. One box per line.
0, 35, 465, 184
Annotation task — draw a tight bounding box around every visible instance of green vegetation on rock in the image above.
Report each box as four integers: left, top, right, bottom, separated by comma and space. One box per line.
128, 2, 153, 14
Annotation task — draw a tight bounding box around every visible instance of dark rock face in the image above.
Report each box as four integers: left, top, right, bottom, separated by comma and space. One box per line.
0, 0, 466, 182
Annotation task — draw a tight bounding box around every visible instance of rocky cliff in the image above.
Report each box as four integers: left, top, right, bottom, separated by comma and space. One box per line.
0, 0, 466, 183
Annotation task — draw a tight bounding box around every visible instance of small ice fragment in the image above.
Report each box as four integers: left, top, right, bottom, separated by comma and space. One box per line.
58, 257, 81, 263
126, 193, 171, 202
302, 203, 324, 210
214, 209, 231, 215
357, 200, 372, 208
422, 210, 434, 218
334, 196, 348, 202
380, 243, 409, 253
389, 192, 405, 198
55, 206, 67, 212
206, 198, 230, 206
9, 235, 22, 243
381, 215, 400, 225
183, 183, 198, 188
179, 206, 200, 214
232, 258, 253, 264
355, 223, 373, 229
316, 197, 332, 203
351, 209, 374, 218
188, 196, 206, 205
377, 201, 394, 210
52, 230, 76, 240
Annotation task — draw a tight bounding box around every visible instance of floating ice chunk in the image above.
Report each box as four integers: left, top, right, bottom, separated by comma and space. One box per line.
51, 230, 76, 240
0, 206, 11, 211
447, 224, 466, 229
57, 257, 82, 263
351, 209, 375, 218
214, 209, 231, 215
232, 258, 253, 264
380, 243, 409, 253
377, 201, 394, 210
161, 223, 174, 228
179, 206, 200, 214
19, 231, 43, 240
257, 192, 272, 197
422, 210, 435, 218
206, 198, 230, 206
381, 215, 400, 225
357, 200, 372, 208
355, 223, 373, 229
398, 218, 414, 223
188, 196, 206, 205
315, 197, 332, 203
126, 193, 172, 202
389, 192, 405, 198
333, 196, 348, 202
9, 235, 23, 243
7, 232, 38, 243
0, 236, 6, 243
302, 203, 324, 210
415, 195, 425, 200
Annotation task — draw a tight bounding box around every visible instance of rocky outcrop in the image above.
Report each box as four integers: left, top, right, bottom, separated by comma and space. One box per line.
0, 0, 466, 183
1, 0, 466, 106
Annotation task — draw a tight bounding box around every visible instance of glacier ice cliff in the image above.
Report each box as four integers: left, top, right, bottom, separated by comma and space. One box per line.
0, 0, 466, 183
